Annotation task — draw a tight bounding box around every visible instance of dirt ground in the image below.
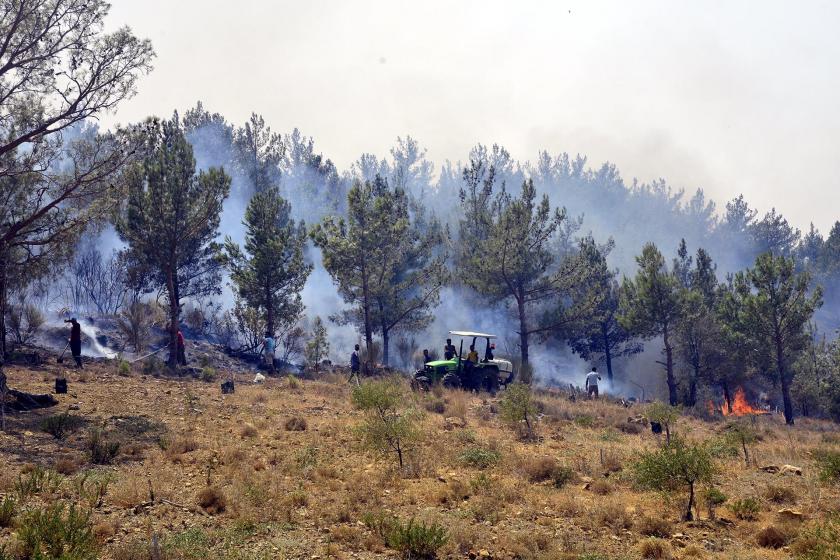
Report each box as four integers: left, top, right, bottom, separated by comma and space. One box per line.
1, 357, 839, 560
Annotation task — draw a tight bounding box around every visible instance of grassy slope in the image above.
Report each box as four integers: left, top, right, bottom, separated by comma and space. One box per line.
0, 360, 838, 560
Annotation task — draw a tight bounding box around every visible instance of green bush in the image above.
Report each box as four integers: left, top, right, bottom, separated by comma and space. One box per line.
646, 402, 680, 444
16, 502, 97, 560
551, 465, 575, 488
14, 466, 62, 501
74, 471, 112, 509
499, 383, 538, 440
116, 359, 131, 377
633, 436, 716, 521
40, 413, 85, 439
729, 497, 761, 520
458, 447, 500, 469
702, 487, 727, 519
0, 496, 16, 528
86, 429, 120, 465
352, 378, 421, 468
792, 515, 840, 560
199, 367, 217, 383
815, 449, 840, 484
363, 512, 448, 558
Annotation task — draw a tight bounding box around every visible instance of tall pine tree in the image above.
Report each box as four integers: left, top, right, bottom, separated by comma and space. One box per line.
115, 115, 230, 367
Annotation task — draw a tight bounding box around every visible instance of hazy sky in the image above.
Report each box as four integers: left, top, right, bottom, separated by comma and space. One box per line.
103, 0, 840, 232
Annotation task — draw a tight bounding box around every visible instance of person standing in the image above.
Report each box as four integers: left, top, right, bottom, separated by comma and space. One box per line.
176, 329, 187, 366
65, 318, 83, 369
585, 366, 601, 398
349, 344, 361, 384
422, 349, 431, 364
263, 331, 276, 374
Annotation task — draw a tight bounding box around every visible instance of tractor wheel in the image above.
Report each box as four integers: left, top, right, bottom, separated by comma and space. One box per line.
441, 371, 461, 388
484, 367, 500, 395
411, 376, 431, 392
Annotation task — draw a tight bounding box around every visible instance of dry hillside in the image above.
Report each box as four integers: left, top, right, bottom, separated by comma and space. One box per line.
1, 359, 839, 560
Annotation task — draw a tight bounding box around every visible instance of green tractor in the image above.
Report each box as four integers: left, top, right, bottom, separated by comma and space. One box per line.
413, 331, 514, 393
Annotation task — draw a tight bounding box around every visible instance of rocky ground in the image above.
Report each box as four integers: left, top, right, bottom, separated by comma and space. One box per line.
0, 354, 839, 560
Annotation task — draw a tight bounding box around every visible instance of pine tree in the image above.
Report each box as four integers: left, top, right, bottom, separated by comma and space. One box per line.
734, 253, 823, 424
620, 243, 683, 405
115, 115, 231, 367
305, 316, 330, 371
224, 185, 311, 338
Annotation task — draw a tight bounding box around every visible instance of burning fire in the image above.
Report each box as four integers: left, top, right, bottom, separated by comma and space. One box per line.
707, 387, 769, 416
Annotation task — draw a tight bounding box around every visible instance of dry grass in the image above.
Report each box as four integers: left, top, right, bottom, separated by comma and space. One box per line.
2, 359, 839, 560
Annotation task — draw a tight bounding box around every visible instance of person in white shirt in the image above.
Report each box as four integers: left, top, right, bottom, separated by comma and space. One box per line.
585, 367, 601, 398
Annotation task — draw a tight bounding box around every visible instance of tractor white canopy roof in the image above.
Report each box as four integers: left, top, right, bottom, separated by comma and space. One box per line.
449, 330, 497, 339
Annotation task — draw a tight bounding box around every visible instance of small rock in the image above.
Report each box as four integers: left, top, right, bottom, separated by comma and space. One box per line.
780, 464, 803, 476
778, 508, 805, 521
69, 404, 80, 410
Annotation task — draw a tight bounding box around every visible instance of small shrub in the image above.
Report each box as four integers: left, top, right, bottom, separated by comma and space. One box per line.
284, 416, 307, 431
86, 429, 120, 465
499, 383, 538, 440
702, 487, 727, 520
0, 496, 16, 528
589, 479, 613, 495
638, 537, 672, 559
75, 472, 112, 509
729, 497, 761, 521
16, 502, 97, 560
646, 402, 679, 444
424, 398, 446, 414
197, 486, 227, 514
618, 421, 644, 435
522, 456, 558, 482
199, 367, 216, 382
14, 466, 62, 500
595, 502, 633, 532
791, 515, 840, 560
287, 374, 301, 390
756, 524, 796, 549
55, 457, 80, 475
815, 450, 840, 484
363, 513, 448, 558
116, 359, 131, 377
551, 465, 575, 488
637, 516, 672, 537
574, 414, 595, 428
459, 447, 500, 469
240, 423, 258, 438
40, 413, 85, 439
764, 483, 797, 504
352, 378, 421, 469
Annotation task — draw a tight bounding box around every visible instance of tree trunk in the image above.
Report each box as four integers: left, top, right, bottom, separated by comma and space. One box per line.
775, 334, 794, 425
602, 322, 613, 382
686, 364, 699, 408
663, 325, 678, 406
166, 267, 179, 368
0, 249, 7, 360
517, 290, 529, 370
265, 284, 274, 335
382, 327, 390, 367
722, 379, 733, 414
361, 260, 373, 373
684, 482, 695, 521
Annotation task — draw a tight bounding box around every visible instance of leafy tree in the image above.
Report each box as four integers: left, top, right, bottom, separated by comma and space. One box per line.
0, 0, 153, 401
633, 436, 716, 521
351, 378, 421, 468
458, 166, 602, 366
620, 243, 684, 405
224, 185, 311, 336
313, 176, 444, 368
565, 239, 641, 382
305, 316, 329, 371
115, 115, 231, 367
647, 402, 679, 445
499, 382, 539, 440
732, 253, 823, 424
232, 113, 284, 194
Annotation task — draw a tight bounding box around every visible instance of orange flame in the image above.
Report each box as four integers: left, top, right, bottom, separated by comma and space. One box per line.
707, 387, 768, 416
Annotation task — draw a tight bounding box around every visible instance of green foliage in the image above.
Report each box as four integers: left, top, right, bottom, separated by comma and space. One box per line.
620, 243, 683, 405
0, 496, 16, 528
311, 176, 447, 367
115, 114, 231, 367
363, 512, 448, 558
16, 502, 97, 560
728, 253, 823, 424
74, 471, 112, 509
199, 367, 217, 383
723, 420, 758, 464
499, 383, 538, 440
351, 378, 421, 468
304, 316, 329, 370
551, 465, 576, 489
793, 515, 840, 560
14, 467, 62, 501
633, 436, 716, 521
40, 413, 85, 440
458, 447, 501, 469
646, 402, 679, 443
85, 429, 120, 465
815, 449, 840, 484
457, 170, 603, 367
116, 359, 132, 377
223, 184, 311, 336
729, 497, 760, 520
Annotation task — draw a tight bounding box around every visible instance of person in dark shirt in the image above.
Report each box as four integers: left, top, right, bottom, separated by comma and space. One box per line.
176, 329, 187, 366
65, 318, 83, 369
422, 349, 431, 364
349, 344, 361, 383
444, 338, 457, 360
